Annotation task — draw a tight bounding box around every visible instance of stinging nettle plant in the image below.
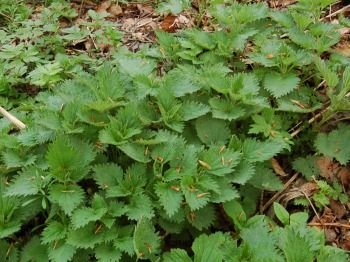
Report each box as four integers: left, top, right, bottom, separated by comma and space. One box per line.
0, 0, 349, 261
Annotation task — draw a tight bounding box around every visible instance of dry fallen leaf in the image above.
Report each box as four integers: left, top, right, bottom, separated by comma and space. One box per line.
161, 15, 177, 32
316, 156, 339, 180
330, 199, 347, 219
136, 4, 154, 15
325, 228, 338, 243
334, 40, 350, 57
337, 167, 350, 188
122, 18, 136, 32
341, 231, 350, 250
281, 181, 318, 205
97, 0, 111, 13
108, 4, 123, 17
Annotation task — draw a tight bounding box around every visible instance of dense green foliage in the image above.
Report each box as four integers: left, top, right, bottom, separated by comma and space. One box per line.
1, 0, 350, 261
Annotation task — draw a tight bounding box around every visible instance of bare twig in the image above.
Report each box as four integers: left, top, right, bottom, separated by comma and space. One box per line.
0, 106, 26, 129
314, 80, 326, 91
87, 27, 98, 50
261, 172, 299, 213
308, 222, 350, 229
299, 189, 321, 221
290, 106, 330, 137
78, 0, 85, 17
321, 4, 350, 20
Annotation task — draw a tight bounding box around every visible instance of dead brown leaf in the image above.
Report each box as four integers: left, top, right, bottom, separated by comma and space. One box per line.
136, 4, 154, 15
330, 199, 347, 219
177, 14, 192, 28
161, 15, 177, 32
316, 156, 339, 180
122, 18, 136, 32
334, 40, 350, 57
325, 228, 338, 242
97, 0, 111, 13
280, 181, 318, 205
108, 4, 123, 17
337, 167, 350, 188
340, 231, 350, 250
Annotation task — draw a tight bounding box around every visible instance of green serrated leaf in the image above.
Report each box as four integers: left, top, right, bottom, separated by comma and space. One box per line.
5, 167, 41, 197
181, 101, 210, 121
71, 206, 107, 229
163, 249, 192, 262
198, 146, 241, 176
93, 164, 123, 190
264, 72, 300, 98
249, 165, 283, 191
187, 204, 216, 230
95, 243, 122, 262
127, 193, 154, 221
292, 155, 318, 180
67, 223, 112, 249
195, 115, 231, 145
314, 57, 339, 88
21, 236, 48, 262
47, 136, 95, 182
133, 218, 161, 260
48, 184, 85, 216
48, 242, 76, 262
209, 97, 246, 120
41, 221, 67, 244
315, 125, 350, 164
118, 143, 151, 163
155, 182, 183, 217
243, 138, 285, 163
192, 232, 235, 262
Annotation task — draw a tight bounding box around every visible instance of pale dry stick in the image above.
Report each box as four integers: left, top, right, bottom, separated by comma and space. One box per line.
288, 79, 327, 135
135, 18, 156, 29
290, 106, 330, 138
315, 80, 326, 91
290, 90, 350, 137
261, 172, 299, 213
288, 120, 303, 133
321, 4, 350, 21
87, 27, 98, 50
299, 189, 321, 221
0, 106, 26, 129
308, 222, 350, 229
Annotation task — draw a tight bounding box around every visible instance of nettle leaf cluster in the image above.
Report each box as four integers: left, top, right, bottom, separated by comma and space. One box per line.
0, 1, 122, 92
163, 202, 348, 262
0, 0, 350, 261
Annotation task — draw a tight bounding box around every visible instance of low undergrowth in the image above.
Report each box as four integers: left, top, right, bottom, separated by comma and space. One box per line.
1, 0, 350, 261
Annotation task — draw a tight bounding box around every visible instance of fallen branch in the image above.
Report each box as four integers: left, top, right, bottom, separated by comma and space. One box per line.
0, 106, 26, 129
